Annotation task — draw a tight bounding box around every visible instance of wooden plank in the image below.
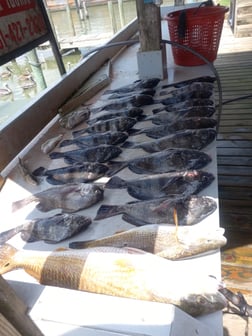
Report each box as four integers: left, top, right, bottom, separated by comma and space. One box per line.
0, 314, 22, 336
0, 276, 44, 336
136, 0, 161, 52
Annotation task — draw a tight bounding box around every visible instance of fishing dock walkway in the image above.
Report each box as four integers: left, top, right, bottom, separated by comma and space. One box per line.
215, 19, 252, 335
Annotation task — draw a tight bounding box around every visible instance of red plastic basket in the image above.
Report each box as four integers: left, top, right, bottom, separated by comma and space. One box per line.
165, 6, 228, 66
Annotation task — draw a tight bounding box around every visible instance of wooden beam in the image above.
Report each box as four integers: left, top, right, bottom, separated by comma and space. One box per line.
0, 276, 44, 336
136, 1, 161, 51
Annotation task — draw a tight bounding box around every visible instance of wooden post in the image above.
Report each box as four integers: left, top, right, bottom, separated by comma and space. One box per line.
136, 0, 161, 52
136, 0, 166, 79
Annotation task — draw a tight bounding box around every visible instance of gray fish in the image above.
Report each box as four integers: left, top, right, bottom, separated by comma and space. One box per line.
0, 213, 92, 244
152, 98, 214, 114
91, 94, 154, 113
107, 148, 212, 176
94, 195, 217, 226
150, 106, 215, 125
49, 145, 122, 164
159, 82, 214, 97
60, 131, 128, 148
33, 162, 109, 185
105, 170, 215, 200
161, 76, 215, 89
139, 117, 217, 139
87, 107, 144, 125
123, 128, 216, 153
69, 224, 226, 260
103, 78, 160, 94
12, 183, 104, 213
107, 88, 156, 100
41, 134, 64, 154
72, 117, 137, 138
59, 106, 90, 129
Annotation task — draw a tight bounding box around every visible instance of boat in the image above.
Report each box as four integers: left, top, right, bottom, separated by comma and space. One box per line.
0, 3, 224, 336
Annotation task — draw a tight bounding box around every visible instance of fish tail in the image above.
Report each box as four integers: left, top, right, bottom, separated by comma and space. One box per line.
105, 176, 127, 189
59, 139, 75, 147
49, 152, 65, 159
94, 204, 124, 220
12, 195, 36, 212
120, 141, 135, 149
0, 225, 23, 244
0, 244, 18, 275
106, 161, 128, 177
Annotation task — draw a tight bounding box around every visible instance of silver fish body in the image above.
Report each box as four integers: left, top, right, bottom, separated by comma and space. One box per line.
105, 170, 214, 200
94, 195, 217, 226
12, 183, 104, 213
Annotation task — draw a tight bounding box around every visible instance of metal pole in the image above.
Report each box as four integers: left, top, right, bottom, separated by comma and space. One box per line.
118, 0, 125, 28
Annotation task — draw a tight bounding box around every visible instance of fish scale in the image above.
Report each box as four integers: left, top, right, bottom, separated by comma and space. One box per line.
0, 244, 227, 317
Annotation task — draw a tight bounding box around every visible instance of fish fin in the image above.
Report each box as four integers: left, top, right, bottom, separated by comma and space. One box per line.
12, 196, 36, 212
59, 139, 75, 147
152, 106, 165, 114
32, 166, 47, 176
105, 176, 127, 189
49, 152, 65, 159
46, 176, 65, 185
94, 204, 123, 220
120, 141, 135, 149
123, 247, 148, 254
121, 214, 150, 226
55, 247, 70, 251
127, 128, 141, 135
0, 225, 23, 244
69, 240, 92, 249
106, 161, 128, 177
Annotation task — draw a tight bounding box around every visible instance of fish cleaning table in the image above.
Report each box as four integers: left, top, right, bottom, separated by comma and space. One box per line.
0, 7, 224, 336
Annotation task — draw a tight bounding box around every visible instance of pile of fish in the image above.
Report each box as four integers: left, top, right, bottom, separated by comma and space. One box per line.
1, 75, 228, 318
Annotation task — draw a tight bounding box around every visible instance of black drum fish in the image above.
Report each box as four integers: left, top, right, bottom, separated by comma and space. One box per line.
72, 117, 137, 138
150, 106, 215, 125
12, 183, 104, 213
161, 76, 216, 89
87, 108, 145, 125
107, 148, 212, 176
94, 195, 217, 226
105, 170, 215, 200
0, 214, 92, 244
152, 98, 214, 114
33, 162, 109, 185
60, 131, 128, 148
123, 128, 216, 153
49, 145, 122, 164
138, 117, 217, 139
103, 78, 160, 95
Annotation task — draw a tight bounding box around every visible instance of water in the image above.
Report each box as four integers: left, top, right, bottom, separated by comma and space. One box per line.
0, 0, 177, 127
0, 1, 140, 127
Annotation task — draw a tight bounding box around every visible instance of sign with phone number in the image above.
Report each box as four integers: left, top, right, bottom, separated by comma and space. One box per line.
0, 1, 48, 57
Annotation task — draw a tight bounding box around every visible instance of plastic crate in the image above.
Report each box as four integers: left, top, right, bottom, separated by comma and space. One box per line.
165, 6, 229, 66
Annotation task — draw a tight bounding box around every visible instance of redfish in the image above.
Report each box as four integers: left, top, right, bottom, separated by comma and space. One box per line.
0, 244, 227, 317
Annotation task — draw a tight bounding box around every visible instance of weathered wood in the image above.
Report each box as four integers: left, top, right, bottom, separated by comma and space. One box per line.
136, 1, 161, 52
0, 276, 44, 336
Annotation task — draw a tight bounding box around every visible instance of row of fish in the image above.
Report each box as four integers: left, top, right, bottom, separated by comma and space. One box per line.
0, 75, 227, 318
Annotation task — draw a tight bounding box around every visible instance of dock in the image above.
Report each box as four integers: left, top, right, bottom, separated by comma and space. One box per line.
215, 19, 252, 335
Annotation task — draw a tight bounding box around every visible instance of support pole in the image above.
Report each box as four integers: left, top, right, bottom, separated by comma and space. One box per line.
136, 0, 166, 79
